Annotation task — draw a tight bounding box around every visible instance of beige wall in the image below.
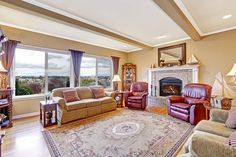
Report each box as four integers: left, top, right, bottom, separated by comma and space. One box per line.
1, 25, 128, 117
128, 29, 236, 85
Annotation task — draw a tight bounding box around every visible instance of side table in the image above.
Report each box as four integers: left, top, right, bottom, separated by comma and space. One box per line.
114, 91, 126, 107
40, 100, 57, 127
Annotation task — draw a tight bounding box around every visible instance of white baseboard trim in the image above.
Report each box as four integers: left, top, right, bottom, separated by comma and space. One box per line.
13, 112, 40, 120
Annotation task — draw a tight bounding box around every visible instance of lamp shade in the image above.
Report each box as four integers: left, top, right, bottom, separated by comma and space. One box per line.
112, 74, 121, 82
227, 63, 236, 76
0, 60, 7, 73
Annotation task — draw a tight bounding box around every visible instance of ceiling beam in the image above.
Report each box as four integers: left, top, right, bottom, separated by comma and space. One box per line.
153, 0, 201, 41
0, 0, 152, 50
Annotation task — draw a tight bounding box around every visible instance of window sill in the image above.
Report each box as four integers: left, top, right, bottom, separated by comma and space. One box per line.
13, 94, 44, 102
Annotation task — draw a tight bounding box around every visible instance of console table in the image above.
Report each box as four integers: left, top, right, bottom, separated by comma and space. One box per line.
0, 89, 13, 128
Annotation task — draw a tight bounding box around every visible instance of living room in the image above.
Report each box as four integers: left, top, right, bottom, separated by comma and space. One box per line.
0, 0, 236, 157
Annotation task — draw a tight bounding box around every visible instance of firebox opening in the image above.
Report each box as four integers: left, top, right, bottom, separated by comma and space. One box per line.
159, 77, 182, 96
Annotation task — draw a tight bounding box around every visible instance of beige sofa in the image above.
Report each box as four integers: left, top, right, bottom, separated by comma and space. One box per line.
52, 87, 116, 124
180, 109, 236, 157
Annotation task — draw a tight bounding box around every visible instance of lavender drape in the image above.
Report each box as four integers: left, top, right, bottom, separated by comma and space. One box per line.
2, 40, 18, 71
70, 49, 84, 87
111, 56, 120, 90
111, 56, 120, 75
1, 40, 18, 87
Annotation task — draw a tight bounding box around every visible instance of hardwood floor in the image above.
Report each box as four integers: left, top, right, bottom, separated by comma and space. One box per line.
2, 116, 51, 157
1, 106, 168, 157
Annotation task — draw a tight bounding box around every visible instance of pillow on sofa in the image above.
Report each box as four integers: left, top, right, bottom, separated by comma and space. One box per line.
225, 131, 236, 147
90, 86, 105, 99
225, 107, 236, 129
63, 90, 80, 102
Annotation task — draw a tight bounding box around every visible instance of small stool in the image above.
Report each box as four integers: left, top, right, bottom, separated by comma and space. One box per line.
40, 100, 57, 127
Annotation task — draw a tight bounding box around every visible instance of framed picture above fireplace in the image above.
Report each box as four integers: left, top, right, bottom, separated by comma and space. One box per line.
158, 43, 186, 67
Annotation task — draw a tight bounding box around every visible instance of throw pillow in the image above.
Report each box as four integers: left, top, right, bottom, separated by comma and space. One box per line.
225, 107, 236, 129
63, 90, 80, 103
225, 131, 236, 147
90, 86, 105, 99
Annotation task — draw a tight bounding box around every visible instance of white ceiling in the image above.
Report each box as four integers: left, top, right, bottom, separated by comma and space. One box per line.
0, 4, 141, 52
1, 0, 235, 52
176, 0, 236, 35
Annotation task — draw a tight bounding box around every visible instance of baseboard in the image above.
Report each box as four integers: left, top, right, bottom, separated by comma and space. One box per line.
13, 112, 40, 120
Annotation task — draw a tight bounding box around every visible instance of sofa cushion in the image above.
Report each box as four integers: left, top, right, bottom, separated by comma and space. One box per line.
65, 100, 87, 111
90, 86, 105, 99
75, 87, 94, 99
225, 108, 236, 129
63, 90, 80, 103
195, 120, 235, 138
85, 99, 101, 107
97, 97, 114, 104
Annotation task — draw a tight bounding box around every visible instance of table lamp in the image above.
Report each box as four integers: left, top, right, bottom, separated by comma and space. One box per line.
112, 74, 121, 91
227, 63, 236, 85
0, 60, 7, 89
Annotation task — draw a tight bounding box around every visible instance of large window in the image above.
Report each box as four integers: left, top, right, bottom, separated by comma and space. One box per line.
14, 47, 70, 96
13, 46, 112, 97
80, 56, 112, 88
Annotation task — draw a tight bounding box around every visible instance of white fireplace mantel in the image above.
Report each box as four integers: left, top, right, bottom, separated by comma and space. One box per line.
148, 65, 199, 97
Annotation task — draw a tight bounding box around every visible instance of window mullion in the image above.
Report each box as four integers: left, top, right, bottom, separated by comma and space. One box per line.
45, 52, 48, 93
96, 58, 98, 86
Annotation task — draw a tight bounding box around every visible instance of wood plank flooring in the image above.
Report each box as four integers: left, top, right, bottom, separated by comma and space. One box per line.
1, 106, 169, 157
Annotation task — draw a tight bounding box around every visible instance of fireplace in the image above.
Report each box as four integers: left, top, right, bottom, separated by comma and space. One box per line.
159, 77, 182, 96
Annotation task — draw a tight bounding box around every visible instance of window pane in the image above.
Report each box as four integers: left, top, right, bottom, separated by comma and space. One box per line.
80, 57, 96, 86
15, 48, 45, 96
97, 58, 112, 88
48, 53, 70, 91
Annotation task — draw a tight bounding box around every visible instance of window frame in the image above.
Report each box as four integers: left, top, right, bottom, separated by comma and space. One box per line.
12, 44, 73, 98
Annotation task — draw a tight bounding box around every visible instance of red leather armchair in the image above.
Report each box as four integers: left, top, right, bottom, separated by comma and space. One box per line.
125, 82, 148, 110
167, 83, 212, 125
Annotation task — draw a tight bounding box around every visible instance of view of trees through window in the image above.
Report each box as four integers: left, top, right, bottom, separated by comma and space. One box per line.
80, 56, 112, 88
15, 48, 70, 96
14, 48, 112, 96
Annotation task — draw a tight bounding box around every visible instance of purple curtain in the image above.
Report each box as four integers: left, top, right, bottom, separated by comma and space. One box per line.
70, 49, 84, 87
2, 40, 18, 71
111, 56, 120, 90
111, 56, 120, 75
1, 40, 18, 87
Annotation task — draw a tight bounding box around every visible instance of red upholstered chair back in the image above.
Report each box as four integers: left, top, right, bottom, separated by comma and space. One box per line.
182, 83, 212, 102
130, 82, 148, 93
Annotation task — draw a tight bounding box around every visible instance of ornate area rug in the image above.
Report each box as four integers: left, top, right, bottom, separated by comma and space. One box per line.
43, 109, 193, 157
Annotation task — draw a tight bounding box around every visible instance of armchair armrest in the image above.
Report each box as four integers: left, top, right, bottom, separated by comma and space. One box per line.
168, 95, 184, 103
105, 91, 115, 99
140, 92, 148, 97
52, 96, 66, 109
210, 108, 229, 123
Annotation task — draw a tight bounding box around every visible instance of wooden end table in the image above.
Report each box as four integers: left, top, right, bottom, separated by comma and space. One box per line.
40, 100, 57, 127
114, 91, 126, 107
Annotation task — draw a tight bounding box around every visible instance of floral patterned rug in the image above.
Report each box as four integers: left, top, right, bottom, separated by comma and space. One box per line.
42, 109, 193, 157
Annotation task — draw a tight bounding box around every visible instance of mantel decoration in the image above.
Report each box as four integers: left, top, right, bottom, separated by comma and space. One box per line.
158, 43, 186, 67
187, 54, 199, 65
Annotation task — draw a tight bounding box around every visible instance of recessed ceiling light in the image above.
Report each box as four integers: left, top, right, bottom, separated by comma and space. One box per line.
222, 14, 232, 19
155, 35, 167, 39
123, 45, 128, 48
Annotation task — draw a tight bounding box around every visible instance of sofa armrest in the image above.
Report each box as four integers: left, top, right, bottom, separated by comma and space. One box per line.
105, 91, 115, 99
189, 132, 236, 157
52, 96, 66, 109
168, 95, 184, 103
210, 108, 229, 123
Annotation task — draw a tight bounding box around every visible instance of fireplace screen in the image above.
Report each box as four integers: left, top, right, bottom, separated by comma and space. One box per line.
159, 77, 182, 96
